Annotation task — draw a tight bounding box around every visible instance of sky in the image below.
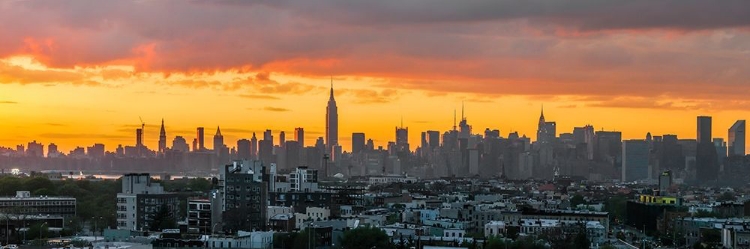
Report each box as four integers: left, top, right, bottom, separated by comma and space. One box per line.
1, 0, 750, 153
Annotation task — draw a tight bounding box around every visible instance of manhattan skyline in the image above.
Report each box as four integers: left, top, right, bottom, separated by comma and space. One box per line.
1, 1, 750, 153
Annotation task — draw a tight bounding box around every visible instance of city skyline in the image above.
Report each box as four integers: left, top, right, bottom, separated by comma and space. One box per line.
1, 1, 750, 153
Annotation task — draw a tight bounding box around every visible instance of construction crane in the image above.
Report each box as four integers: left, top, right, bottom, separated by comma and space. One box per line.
139, 116, 145, 131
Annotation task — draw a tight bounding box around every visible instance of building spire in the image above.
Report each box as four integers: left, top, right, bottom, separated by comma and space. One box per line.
540, 104, 545, 120
216, 126, 222, 136
329, 76, 334, 100
461, 101, 465, 121
160, 118, 165, 134
453, 109, 457, 131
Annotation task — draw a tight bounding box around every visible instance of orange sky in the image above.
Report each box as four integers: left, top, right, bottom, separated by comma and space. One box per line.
1, 1, 749, 153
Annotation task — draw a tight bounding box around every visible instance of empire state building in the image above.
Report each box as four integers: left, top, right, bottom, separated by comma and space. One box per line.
326, 79, 338, 154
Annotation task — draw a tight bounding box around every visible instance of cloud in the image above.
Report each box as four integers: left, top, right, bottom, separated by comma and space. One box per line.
238, 94, 280, 100
0, 100, 17, 104
263, 106, 290, 112
45, 123, 66, 126
339, 88, 401, 104
0, 0, 749, 104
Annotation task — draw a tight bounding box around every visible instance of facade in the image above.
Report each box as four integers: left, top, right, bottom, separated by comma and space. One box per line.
187, 199, 212, 234
537, 108, 557, 146
117, 173, 179, 231
289, 167, 319, 192
294, 127, 304, 148
396, 126, 409, 152
0, 191, 76, 218
214, 160, 268, 233
622, 140, 649, 182
197, 127, 205, 151
729, 120, 746, 157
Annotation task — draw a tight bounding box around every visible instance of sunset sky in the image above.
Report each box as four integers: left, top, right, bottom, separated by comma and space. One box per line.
1, 1, 750, 153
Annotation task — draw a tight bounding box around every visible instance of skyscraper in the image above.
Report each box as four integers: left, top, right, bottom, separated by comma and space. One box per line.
213, 126, 224, 155
237, 139, 251, 160
326, 79, 338, 154
729, 120, 746, 156
250, 132, 258, 160
196, 127, 205, 151
352, 133, 365, 154
263, 129, 273, 145
279, 131, 286, 148
396, 126, 409, 152
697, 116, 712, 144
294, 127, 304, 148
172, 136, 189, 153
696, 116, 718, 183
537, 106, 556, 145
622, 140, 649, 182
158, 119, 166, 154
427, 130, 440, 149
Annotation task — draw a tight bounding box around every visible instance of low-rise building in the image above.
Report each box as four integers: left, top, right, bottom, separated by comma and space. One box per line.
0, 191, 76, 218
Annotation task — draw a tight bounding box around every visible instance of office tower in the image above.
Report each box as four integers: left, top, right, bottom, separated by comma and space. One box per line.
158, 119, 167, 154
573, 125, 595, 160
47, 143, 59, 158
660, 135, 684, 170
420, 132, 428, 152
263, 129, 273, 145
172, 136, 189, 152
258, 140, 274, 164
197, 127, 205, 151
315, 137, 325, 152
279, 131, 286, 148
352, 133, 365, 154
295, 127, 305, 148
458, 104, 472, 139
396, 126, 409, 152
213, 126, 224, 153
594, 131, 622, 165
714, 138, 728, 168
426, 131, 440, 150
250, 133, 258, 160
537, 106, 556, 145
697, 116, 712, 144
729, 120, 746, 156
696, 116, 718, 183
285, 141, 301, 169
622, 140, 649, 182
192, 138, 198, 152
237, 139, 251, 159
326, 79, 339, 154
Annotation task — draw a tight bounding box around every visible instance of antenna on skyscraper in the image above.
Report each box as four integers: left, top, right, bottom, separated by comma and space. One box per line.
462, 101, 465, 121
453, 109, 457, 131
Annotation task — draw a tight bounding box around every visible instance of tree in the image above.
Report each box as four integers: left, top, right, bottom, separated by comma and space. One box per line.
149, 204, 176, 231
717, 192, 736, 202
339, 226, 395, 249
570, 194, 586, 208
573, 231, 590, 249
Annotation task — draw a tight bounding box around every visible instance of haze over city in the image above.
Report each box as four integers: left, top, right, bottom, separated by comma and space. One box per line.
1, 1, 750, 153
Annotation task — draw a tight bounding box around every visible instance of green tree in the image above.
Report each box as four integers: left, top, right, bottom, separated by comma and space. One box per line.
339, 226, 395, 249
570, 194, 586, 208
574, 231, 590, 249
717, 192, 736, 202
149, 204, 176, 231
